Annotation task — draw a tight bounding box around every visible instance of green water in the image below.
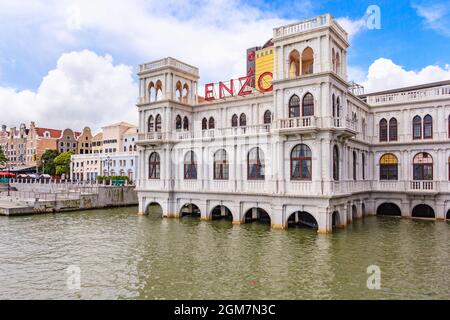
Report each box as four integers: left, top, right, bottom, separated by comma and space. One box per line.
0, 207, 449, 299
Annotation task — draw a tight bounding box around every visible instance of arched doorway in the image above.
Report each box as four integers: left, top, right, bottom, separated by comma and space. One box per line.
412, 204, 435, 218
180, 203, 201, 218
146, 202, 163, 217
352, 205, 358, 219
446, 209, 450, 220
211, 205, 233, 221
332, 211, 340, 228
244, 208, 271, 224
377, 203, 401, 216
287, 211, 318, 229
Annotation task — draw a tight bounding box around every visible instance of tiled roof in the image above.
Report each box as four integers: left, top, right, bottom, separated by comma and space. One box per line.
35, 127, 62, 139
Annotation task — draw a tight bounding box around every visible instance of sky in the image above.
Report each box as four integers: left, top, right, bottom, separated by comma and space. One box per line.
1, 0, 450, 132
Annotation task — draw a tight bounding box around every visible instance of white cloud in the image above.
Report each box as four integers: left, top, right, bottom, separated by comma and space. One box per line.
413, 2, 450, 36
358, 58, 450, 93
0, 50, 137, 132
336, 17, 367, 40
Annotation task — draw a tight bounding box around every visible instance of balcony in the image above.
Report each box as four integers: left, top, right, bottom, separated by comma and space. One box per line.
136, 132, 169, 146
139, 57, 199, 77
277, 116, 317, 135
332, 117, 357, 138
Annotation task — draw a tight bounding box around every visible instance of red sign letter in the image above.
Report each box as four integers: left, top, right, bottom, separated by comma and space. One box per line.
238, 76, 252, 96
219, 80, 234, 99
205, 83, 215, 101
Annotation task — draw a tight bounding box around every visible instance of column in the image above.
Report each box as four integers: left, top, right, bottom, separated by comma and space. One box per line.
271, 205, 285, 230
317, 206, 332, 234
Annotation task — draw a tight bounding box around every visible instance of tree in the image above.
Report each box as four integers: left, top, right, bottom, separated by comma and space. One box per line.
0, 145, 7, 169
39, 150, 60, 175
53, 151, 73, 176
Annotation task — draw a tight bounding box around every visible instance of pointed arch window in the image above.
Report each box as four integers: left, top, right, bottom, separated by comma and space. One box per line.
231, 114, 238, 127
148, 152, 160, 179
175, 115, 182, 130
148, 115, 154, 132
247, 147, 265, 180
263, 110, 272, 124
183, 116, 189, 131
413, 115, 422, 139
291, 144, 312, 180
302, 93, 314, 116
423, 114, 433, 139
184, 151, 197, 180
155, 114, 162, 132
389, 118, 398, 141
208, 117, 215, 129
239, 113, 247, 126
333, 145, 339, 181
202, 118, 207, 130
362, 153, 366, 180
213, 149, 228, 180
379, 118, 388, 142
352, 151, 357, 180
289, 95, 300, 118
301, 47, 314, 75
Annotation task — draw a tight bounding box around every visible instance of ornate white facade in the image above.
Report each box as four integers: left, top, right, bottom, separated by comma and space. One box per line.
135, 14, 450, 233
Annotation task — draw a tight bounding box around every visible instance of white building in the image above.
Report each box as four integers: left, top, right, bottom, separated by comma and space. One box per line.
71, 122, 138, 182
135, 14, 450, 233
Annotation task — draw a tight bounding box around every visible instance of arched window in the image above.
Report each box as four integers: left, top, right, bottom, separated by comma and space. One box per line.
263, 110, 272, 124
413, 152, 433, 180
155, 114, 162, 132
362, 153, 366, 180
352, 151, 357, 180
148, 152, 160, 179
202, 118, 207, 130
247, 147, 265, 180
209, 117, 215, 129
335, 52, 341, 74
380, 153, 398, 180
423, 114, 433, 139
333, 145, 339, 181
302, 93, 314, 116
148, 82, 155, 102
332, 48, 336, 73
184, 151, 197, 179
239, 113, 247, 126
301, 47, 314, 75
182, 83, 189, 103
213, 149, 228, 180
183, 116, 189, 131
379, 118, 387, 142
289, 50, 300, 78
291, 144, 312, 180
448, 157, 450, 181
155, 80, 163, 101
175, 115, 182, 130
289, 95, 300, 118
175, 81, 182, 102
389, 118, 398, 141
336, 97, 340, 117
448, 115, 450, 138
231, 114, 238, 127
413, 115, 422, 139
148, 115, 154, 132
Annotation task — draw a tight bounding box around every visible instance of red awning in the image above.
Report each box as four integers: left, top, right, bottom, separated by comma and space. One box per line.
0, 172, 16, 177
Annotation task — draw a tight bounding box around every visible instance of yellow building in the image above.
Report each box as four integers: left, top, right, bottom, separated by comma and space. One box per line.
255, 46, 274, 92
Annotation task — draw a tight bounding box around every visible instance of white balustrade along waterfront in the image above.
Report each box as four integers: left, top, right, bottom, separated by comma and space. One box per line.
366, 84, 450, 106
0, 190, 81, 201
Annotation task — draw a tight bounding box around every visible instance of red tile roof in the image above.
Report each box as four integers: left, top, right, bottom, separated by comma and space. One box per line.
35, 127, 62, 139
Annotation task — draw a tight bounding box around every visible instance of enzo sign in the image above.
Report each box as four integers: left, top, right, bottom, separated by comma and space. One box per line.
205, 72, 273, 101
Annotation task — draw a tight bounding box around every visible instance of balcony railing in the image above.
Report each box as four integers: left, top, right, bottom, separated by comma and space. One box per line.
366, 84, 450, 106
278, 116, 316, 130
139, 57, 199, 76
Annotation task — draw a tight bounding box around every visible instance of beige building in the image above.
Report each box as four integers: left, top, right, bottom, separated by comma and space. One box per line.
102, 122, 136, 154
57, 128, 80, 153
77, 127, 93, 154
92, 132, 104, 154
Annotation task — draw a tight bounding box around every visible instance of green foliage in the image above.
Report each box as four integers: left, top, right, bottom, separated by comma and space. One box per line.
54, 151, 73, 175
39, 150, 60, 175
0, 145, 7, 168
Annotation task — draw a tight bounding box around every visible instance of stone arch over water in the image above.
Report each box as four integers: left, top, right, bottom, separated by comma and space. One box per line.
145, 202, 163, 217
244, 207, 271, 225
179, 203, 201, 218
210, 205, 233, 221
286, 211, 318, 229
412, 204, 435, 218
377, 202, 401, 217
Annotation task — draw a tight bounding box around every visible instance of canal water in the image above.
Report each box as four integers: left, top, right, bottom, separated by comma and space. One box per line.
0, 207, 449, 300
